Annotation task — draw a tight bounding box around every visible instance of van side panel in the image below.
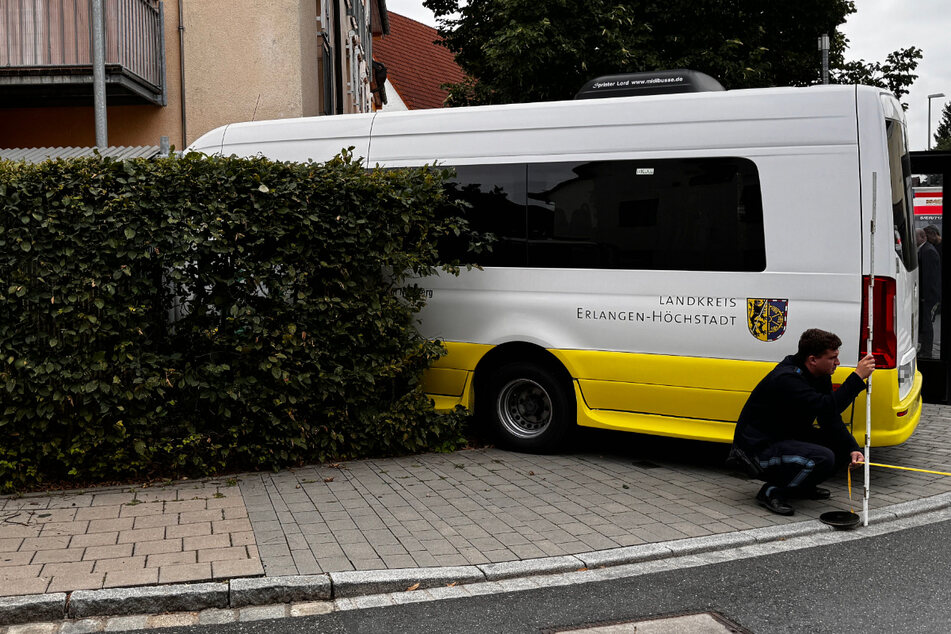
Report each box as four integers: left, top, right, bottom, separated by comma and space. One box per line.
188, 84, 922, 448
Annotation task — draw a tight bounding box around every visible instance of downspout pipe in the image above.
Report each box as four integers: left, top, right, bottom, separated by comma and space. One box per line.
178, 0, 187, 148
91, 0, 108, 147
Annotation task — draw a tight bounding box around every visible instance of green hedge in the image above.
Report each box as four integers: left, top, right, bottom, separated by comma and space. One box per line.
0, 152, 476, 492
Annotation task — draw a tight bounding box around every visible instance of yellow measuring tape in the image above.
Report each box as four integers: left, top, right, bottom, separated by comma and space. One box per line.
858, 462, 951, 478
847, 461, 951, 513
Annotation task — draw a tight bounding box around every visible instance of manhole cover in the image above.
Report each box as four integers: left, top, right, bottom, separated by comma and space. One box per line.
545, 611, 748, 633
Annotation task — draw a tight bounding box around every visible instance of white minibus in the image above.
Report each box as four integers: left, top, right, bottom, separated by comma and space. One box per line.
190, 75, 923, 453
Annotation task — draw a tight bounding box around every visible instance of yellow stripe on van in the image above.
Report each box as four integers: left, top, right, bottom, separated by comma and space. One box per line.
425, 343, 922, 448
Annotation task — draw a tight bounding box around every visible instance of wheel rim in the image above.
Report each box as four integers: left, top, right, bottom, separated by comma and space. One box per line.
496, 378, 553, 439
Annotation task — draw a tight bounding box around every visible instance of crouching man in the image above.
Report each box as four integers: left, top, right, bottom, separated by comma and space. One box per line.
730, 328, 875, 516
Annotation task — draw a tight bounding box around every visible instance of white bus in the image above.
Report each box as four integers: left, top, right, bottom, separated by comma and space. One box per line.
190, 75, 923, 453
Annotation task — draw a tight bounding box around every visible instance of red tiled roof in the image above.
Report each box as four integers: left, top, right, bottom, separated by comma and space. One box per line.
373, 12, 466, 110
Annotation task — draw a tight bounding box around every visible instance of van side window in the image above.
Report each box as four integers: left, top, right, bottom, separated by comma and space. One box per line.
526, 158, 766, 271
445, 164, 528, 267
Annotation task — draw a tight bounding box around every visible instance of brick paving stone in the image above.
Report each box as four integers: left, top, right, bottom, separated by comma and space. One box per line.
27, 509, 79, 524
117, 502, 165, 518
211, 557, 264, 579
197, 546, 249, 563
158, 562, 213, 584
31, 548, 85, 565
131, 513, 179, 529
223, 506, 249, 520
82, 543, 133, 561
69, 532, 118, 549
133, 538, 183, 557
90, 493, 135, 507
47, 572, 104, 592
0, 537, 24, 553
40, 561, 94, 577
0, 575, 50, 597
73, 506, 119, 522
282, 533, 308, 551
0, 525, 40, 541
117, 527, 166, 544
207, 494, 245, 510
288, 549, 320, 575
147, 551, 196, 568
88, 518, 133, 534
261, 555, 298, 576
166, 522, 212, 540
20, 536, 71, 552
212, 518, 253, 535
0, 565, 43, 585
179, 510, 224, 525
133, 489, 180, 503
183, 533, 231, 551
102, 567, 159, 588
92, 556, 147, 573
37, 521, 90, 538
164, 499, 208, 514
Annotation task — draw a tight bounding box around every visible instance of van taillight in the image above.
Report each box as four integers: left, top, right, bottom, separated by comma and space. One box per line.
860, 275, 897, 369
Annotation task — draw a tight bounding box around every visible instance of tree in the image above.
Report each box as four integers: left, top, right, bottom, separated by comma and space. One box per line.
935, 102, 951, 151
424, 0, 920, 108
831, 46, 923, 107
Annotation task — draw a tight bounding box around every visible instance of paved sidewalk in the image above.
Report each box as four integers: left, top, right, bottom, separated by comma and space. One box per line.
1, 403, 950, 628
0, 480, 262, 596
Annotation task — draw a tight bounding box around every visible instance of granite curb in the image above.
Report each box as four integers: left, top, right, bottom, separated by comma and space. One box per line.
4, 492, 950, 627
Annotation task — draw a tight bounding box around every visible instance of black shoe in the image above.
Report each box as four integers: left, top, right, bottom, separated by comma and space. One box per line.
756, 485, 795, 516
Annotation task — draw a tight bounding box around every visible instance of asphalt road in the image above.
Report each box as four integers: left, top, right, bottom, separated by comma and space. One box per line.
148, 514, 951, 634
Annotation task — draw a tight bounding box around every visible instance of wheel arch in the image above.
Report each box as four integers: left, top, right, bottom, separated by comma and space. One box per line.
472, 342, 574, 414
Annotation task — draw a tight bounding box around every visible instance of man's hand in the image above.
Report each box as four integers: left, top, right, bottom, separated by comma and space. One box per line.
850, 451, 865, 468
856, 353, 876, 380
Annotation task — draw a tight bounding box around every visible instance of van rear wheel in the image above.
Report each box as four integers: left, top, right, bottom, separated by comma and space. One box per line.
481, 362, 574, 452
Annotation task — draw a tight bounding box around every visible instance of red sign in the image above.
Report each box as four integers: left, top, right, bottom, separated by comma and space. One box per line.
914, 188, 942, 217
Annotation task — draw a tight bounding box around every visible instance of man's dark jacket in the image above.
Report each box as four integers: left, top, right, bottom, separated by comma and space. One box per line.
733, 354, 865, 457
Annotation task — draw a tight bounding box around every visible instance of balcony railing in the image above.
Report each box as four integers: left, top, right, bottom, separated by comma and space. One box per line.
0, 0, 165, 106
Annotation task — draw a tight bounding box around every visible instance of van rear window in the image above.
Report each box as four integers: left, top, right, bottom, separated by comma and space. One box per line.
885, 119, 918, 272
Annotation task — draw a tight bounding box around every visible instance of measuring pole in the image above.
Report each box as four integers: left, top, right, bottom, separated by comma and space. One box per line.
864, 172, 877, 527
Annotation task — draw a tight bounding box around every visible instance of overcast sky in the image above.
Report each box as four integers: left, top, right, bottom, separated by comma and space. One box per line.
384, 0, 951, 151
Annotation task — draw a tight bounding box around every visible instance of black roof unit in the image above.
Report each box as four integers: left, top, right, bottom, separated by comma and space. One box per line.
574, 69, 725, 100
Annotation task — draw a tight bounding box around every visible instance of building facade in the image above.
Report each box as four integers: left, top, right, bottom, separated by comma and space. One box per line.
0, 0, 387, 150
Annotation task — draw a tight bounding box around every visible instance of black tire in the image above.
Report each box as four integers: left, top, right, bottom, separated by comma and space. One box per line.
479, 361, 575, 453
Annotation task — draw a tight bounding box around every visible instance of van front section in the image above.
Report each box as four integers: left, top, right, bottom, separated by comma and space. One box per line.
853, 88, 923, 446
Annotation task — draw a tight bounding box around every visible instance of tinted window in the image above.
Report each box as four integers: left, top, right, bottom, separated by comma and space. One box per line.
886, 119, 918, 271
526, 158, 765, 271
445, 164, 527, 267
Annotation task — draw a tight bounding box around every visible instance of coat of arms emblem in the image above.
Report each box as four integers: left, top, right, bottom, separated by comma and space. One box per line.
747, 298, 788, 341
